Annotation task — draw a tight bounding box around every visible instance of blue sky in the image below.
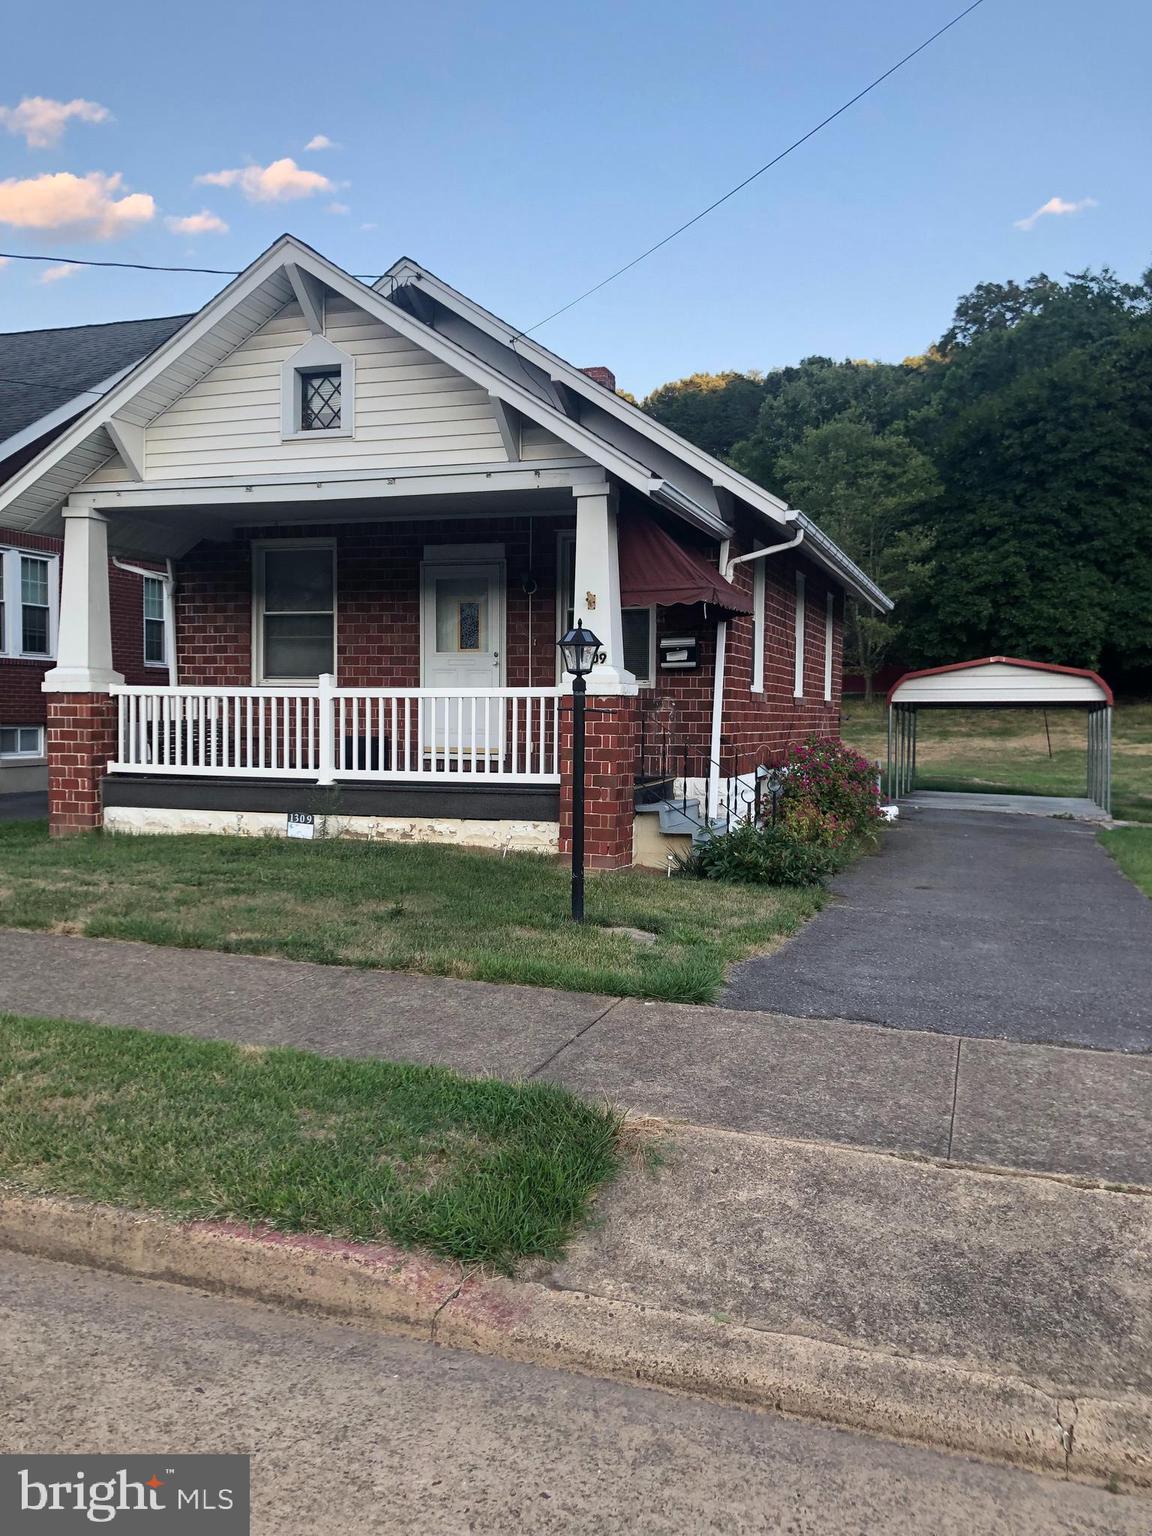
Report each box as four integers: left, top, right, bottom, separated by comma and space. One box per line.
0, 0, 1148, 397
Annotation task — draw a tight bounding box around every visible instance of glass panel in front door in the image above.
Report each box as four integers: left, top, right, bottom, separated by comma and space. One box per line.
435, 578, 488, 654
425, 571, 500, 762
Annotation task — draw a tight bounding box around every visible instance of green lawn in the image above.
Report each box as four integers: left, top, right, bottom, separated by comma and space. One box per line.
1100, 827, 1152, 900
842, 700, 1152, 823
0, 1012, 621, 1269
0, 822, 823, 1004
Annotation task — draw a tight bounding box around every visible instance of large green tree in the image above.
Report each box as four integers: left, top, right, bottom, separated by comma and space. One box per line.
901, 314, 1152, 676
776, 417, 940, 695
637, 262, 1152, 688
641, 371, 767, 460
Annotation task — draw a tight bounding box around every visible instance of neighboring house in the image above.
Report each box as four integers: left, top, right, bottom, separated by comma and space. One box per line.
0, 235, 890, 863
0, 316, 186, 793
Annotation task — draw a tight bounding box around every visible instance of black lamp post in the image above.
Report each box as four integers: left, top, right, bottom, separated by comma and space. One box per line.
558, 621, 602, 923
762, 765, 787, 826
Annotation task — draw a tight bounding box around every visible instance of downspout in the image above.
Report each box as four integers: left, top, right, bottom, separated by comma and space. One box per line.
112, 556, 179, 686
706, 524, 806, 823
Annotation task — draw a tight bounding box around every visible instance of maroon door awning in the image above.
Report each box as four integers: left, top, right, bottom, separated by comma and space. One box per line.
618, 514, 753, 614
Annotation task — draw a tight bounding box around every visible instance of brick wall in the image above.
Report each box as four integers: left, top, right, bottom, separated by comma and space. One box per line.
637, 508, 842, 783
1, 526, 168, 730
46, 692, 118, 836
174, 515, 572, 688
559, 692, 639, 870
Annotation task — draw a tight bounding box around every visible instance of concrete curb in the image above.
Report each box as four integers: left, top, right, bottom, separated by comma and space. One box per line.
1, 1190, 1148, 1489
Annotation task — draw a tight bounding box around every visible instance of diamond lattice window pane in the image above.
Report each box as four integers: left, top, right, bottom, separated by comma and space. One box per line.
301, 370, 341, 431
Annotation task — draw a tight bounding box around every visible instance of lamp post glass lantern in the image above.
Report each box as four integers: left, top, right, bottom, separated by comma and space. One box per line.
559, 621, 601, 923
762, 765, 787, 826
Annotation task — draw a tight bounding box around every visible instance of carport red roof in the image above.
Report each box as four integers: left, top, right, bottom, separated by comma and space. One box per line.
887, 656, 1113, 706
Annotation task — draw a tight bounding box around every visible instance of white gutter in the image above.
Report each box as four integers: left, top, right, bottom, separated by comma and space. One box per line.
707, 527, 806, 822
112, 556, 178, 686
793, 512, 891, 613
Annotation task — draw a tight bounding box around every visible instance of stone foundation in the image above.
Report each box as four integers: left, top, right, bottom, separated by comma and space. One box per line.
103, 805, 559, 853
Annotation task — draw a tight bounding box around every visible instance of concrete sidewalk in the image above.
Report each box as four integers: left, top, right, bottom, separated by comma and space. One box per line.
4, 1123, 1150, 1487
2, 929, 1150, 1187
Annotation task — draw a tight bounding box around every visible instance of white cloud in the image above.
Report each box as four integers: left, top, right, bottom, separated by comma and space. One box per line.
166, 209, 229, 235
0, 170, 154, 238
0, 96, 111, 149
326, 201, 350, 215
1014, 195, 1098, 232
196, 157, 333, 203
360, 221, 378, 231
305, 134, 337, 151
39, 262, 84, 283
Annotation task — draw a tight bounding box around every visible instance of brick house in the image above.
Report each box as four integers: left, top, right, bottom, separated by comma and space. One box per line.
0, 236, 889, 862
0, 317, 186, 793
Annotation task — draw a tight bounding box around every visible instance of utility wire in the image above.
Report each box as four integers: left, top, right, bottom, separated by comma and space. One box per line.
517, 0, 987, 335
0, 1, 985, 338
0, 251, 382, 281
0, 373, 112, 397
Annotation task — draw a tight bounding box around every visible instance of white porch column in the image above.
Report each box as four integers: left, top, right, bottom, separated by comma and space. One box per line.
42, 503, 124, 692
569, 481, 636, 693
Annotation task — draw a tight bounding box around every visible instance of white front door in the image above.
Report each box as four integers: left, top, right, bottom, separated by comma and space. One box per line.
420, 561, 504, 756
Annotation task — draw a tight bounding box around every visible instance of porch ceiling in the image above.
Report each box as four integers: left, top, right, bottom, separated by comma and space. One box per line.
97, 483, 582, 558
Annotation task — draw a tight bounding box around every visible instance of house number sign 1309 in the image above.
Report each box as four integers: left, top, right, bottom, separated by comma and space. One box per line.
286, 812, 315, 840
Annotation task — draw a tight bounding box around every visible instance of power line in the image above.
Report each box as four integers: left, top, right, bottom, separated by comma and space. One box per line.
518, 0, 988, 335
0, 0, 985, 343
0, 251, 383, 281
0, 373, 111, 398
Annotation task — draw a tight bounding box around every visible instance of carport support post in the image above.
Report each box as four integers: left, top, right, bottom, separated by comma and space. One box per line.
885, 707, 894, 799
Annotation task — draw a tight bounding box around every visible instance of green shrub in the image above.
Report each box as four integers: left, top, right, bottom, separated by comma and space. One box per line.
677, 821, 840, 887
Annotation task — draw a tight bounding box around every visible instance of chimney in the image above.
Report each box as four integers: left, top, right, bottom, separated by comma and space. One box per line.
580, 366, 616, 393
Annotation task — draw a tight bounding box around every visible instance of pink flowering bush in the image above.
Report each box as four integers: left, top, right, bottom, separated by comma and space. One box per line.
677, 737, 883, 889
779, 737, 881, 843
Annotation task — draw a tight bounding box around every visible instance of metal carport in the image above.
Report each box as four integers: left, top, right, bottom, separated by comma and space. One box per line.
886, 656, 1113, 815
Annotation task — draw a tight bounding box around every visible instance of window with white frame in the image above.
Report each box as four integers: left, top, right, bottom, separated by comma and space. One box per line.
793, 572, 806, 698
253, 541, 336, 682
0, 547, 58, 659
280, 336, 354, 440
0, 725, 45, 759
557, 532, 654, 684
143, 575, 167, 666
751, 557, 766, 693
824, 591, 835, 702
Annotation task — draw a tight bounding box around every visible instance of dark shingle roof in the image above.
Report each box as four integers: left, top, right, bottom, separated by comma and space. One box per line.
0, 313, 192, 446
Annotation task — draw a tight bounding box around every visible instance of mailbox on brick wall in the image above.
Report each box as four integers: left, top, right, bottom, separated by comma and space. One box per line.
659, 636, 699, 671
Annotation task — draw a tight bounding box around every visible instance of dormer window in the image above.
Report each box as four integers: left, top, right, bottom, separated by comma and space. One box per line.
281, 335, 354, 440
301, 369, 342, 432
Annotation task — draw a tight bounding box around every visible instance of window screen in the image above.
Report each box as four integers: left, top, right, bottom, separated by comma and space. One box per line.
259, 546, 335, 680
21, 556, 50, 655
300, 369, 341, 431
143, 576, 166, 665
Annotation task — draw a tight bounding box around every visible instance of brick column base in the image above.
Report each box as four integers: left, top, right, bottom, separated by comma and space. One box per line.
47, 693, 118, 838
559, 692, 639, 871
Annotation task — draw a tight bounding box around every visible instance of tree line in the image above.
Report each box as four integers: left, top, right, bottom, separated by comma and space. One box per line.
639, 266, 1152, 695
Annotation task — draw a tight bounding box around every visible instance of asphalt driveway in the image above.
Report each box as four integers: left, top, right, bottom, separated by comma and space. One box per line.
0, 792, 47, 823
722, 807, 1152, 1052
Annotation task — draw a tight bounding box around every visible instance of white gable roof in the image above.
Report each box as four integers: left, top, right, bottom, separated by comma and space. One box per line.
0, 235, 889, 610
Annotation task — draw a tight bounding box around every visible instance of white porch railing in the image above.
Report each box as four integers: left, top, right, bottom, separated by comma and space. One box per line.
109, 678, 562, 785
